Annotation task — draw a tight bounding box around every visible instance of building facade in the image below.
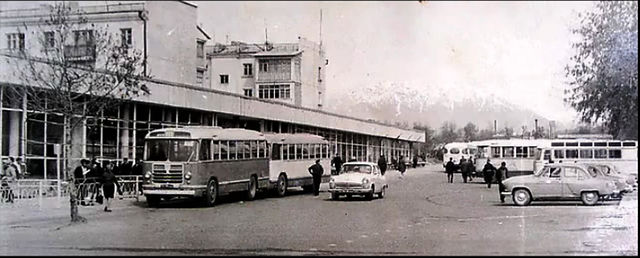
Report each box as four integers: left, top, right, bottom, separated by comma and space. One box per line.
207, 37, 326, 109
0, 1, 423, 179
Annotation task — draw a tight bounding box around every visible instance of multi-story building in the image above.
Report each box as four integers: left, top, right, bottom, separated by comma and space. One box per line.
0, 1, 424, 179
207, 37, 326, 109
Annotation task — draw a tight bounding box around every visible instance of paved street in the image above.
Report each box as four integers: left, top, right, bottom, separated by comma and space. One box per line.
0, 165, 637, 255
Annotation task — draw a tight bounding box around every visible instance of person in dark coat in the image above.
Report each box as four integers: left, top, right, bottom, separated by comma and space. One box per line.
118, 157, 133, 175
131, 158, 144, 194
412, 155, 418, 168
460, 157, 470, 183
397, 155, 407, 177
377, 155, 388, 176
308, 159, 324, 196
496, 162, 509, 203
444, 157, 456, 183
100, 161, 122, 212
331, 155, 344, 175
482, 159, 497, 188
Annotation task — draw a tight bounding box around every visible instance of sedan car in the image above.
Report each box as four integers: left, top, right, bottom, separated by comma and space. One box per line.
585, 164, 633, 196
328, 162, 387, 200
501, 163, 618, 206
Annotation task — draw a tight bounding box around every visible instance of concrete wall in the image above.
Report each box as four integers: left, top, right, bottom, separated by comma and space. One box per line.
298, 37, 326, 109
209, 56, 255, 93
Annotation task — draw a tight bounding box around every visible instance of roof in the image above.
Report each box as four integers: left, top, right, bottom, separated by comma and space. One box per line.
145, 126, 266, 141
253, 50, 302, 57
196, 25, 211, 40
263, 133, 328, 144
471, 139, 548, 147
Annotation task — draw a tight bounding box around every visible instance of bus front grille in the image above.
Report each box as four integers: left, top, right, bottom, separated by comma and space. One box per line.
152, 163, 184, 184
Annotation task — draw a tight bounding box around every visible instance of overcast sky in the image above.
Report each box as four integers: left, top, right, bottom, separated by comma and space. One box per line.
1, 1, 596, 124
194, 1, 594, 123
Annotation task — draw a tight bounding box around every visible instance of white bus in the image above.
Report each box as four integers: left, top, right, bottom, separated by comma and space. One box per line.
265, 133, 332, 196
534, 139, 638, 176
473, 139, 546, 181
442, 142, 477, 167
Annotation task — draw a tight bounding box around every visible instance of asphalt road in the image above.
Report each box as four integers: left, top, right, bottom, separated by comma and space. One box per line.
1, 165, 637, 255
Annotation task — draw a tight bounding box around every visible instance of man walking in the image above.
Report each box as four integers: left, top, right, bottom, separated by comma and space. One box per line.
331, 155, 343, 175
482, 159, 497, 188
308, 159, 324, 196
444, 157, 456, 183
496, 162, 509, 203
397, 155, 407, 178
460, 157, 470, 183
377, 154, 388, 176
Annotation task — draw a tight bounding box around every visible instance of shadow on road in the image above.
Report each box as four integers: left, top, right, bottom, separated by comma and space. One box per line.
491, 200, 621, 207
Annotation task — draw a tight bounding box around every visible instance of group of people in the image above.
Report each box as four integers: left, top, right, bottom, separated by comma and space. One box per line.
444, 156, 475, 183
444, 157, 509, 203
1, 157, 29, 203
73, 158, 143, 212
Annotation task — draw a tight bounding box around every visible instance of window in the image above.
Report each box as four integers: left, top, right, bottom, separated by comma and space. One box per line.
121, 28, 132, 47
608, 149, 621, 159
199, 139, 211, 161
594, 149, 607, 159
580, 142, 593, 147
462, 148, 469, 155
44, 31, 55, 48
491, 147, 501, 158
539, 167, 551, 177
243, 63, 253, 76
259, 61, 268, 72
212, 141, 220, 160
6, 33, 25, 50
220, 75, 229, 84
502, 147, 514, 158
529, 146, 536, 158
608, 141, 621, 147
623, 141, 636, 147
250, 141, 258, 158
516, 147, 528, 158
220, 141, 229, 160
228, 141, 237, 159
566, 149, 578, 159
73, 30, 94, 46
196, 70, 204, 84
271, 143, 281, 160
564, 167, 578, 178
594, 142, 607, 147
288, 144, 295, 160
258, 85, 291, 99
566, 142, 579, 147
579, 149, 593, 159
450, 148, 460, 154
295, 144, 303, 159
550, 167, 562, 178
196, 40, 204, 58
243, 89, 253, 97
553, 149, 564, 159
551, 142, 564, 147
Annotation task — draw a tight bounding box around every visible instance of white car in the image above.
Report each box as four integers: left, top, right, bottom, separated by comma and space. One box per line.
328, 162, 388, 200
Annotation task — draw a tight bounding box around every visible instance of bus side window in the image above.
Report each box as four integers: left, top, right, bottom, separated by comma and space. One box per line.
228, 141, 238, 160
242, 141, 251, 159
309, 144, 315, 160
212, 141, 220, 160
553, 149, 564, 159
296, 144, 303, 160
315, 144, 322, 159
543, 150, 551, 160
529, 146, 536, 158
594, 149, 607, 159
220, 141, 229, 160
491, 147, 501, 158
288, 144, 296, 160
271, 143, 281, 160
250, 141, 257, 159
200, 139, 211, 161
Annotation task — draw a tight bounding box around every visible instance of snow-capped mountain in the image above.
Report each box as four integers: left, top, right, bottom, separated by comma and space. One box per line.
325, 82, 557, 131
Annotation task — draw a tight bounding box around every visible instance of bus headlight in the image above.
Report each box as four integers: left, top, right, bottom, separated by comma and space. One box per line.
329, 178, 335, 189
185, 172, 192, 180
144, 171, 152, 179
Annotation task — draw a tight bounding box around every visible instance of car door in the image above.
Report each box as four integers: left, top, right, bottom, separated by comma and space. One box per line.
534, 167, 563, 198
561, 167, 580, 197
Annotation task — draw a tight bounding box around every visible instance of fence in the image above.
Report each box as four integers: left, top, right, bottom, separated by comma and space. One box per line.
1, 176, 142, 205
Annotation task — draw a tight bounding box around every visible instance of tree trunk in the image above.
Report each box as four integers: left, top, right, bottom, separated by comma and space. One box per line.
65, 115, 85, 223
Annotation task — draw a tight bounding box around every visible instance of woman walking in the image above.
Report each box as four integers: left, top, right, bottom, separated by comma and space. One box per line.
100, 161, 122, 212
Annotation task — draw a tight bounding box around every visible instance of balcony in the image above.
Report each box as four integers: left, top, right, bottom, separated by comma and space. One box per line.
64, 45, 96, 62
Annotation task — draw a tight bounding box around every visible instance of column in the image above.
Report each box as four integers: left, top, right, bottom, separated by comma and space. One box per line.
120, 105, 131, 159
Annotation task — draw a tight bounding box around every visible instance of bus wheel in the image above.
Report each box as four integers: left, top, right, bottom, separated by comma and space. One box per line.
276, 174, 287, 197
146, 196, 160, 207
205, 178, 218, 207
246, 176, 257, 201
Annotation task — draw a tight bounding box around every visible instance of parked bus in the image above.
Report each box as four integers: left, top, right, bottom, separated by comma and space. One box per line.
442, 142, 477, 168
534, 139, 638, 176
265, 133, 331, 197
473, 139, 545, 182
141, 126, 270, 207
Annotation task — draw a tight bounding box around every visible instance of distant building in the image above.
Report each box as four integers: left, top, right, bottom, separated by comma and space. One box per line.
207, 37, 327, 109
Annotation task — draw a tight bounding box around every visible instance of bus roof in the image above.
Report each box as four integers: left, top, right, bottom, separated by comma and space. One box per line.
263, 133, 328, 144
145, 126, 266, 141
538, 139, 638, 148
470, 139, 547, 147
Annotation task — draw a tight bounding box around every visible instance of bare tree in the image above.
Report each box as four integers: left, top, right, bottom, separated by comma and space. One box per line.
3, 3, 149, 223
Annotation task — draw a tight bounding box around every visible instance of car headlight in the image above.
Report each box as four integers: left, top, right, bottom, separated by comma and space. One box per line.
329, 178, 335, 189
144, 171, 152, 179
184, 171, 192, 180
362, 178, 370, 187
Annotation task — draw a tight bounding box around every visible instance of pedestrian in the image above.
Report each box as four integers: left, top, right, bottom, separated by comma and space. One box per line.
460, 157, 470, 183
118, 157, 132, 175
496, 162, 509, 203
308, 159, 324, 196
9, 157, 22, 179
377, 154, 388, 176
444, 157, 456, 183
84, 159, 103, 206
482, 159, 497, 188
131, 158, 144, 194
412, 155, 418, 168
1, 159, 17, 203
100, 161, 122, 212
468, 157, 474, 182
331, 155, 343, 175
397, 155, 406, 178
73, 159, 91, 203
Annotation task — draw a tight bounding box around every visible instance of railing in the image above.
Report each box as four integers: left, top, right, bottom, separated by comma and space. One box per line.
1, 175, 143, 205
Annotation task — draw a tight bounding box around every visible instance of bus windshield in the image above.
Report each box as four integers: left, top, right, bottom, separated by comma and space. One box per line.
145, 139, 198, 162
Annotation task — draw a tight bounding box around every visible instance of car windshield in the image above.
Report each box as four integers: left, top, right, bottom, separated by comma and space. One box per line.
342, 164, 372, 174
145, 139, 198, 162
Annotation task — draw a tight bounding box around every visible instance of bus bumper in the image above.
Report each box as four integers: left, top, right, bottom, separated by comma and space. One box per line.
142, 185, 206, 197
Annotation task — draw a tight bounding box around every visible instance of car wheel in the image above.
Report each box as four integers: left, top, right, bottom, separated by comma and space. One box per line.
378, 186, 386, 199
581, 191, 599, 206
146, 195, 160, 207
276, 174, 287, 197
205, 178, 218, 207
246, 176, 257, 201
512, 189, 531, 206
366, 186, 375, 200
331, 192, 340, 200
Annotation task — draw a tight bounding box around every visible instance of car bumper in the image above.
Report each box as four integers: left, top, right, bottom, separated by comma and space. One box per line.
328, 188, 372, 194
500, 191, 512, 197
142, 185, 206, 197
